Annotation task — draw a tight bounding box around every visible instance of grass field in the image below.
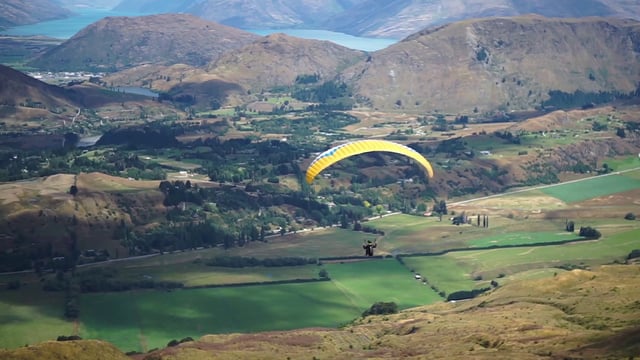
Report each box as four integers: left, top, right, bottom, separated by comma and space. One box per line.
467, 231, 581, 247
323, 259, 440, 309
400, 256, 479, 295
0, 288, 74, 349
606, 155, 640, 171
112, 261, 322, 287
79, 258, 436, 352
400, 227, 639, 294
541, 173, 640, 203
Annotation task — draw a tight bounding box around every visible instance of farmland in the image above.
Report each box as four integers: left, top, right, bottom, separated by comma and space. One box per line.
1, 122, 639, 352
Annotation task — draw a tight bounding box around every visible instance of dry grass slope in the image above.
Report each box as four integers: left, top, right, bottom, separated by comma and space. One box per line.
345, 16, 640, 113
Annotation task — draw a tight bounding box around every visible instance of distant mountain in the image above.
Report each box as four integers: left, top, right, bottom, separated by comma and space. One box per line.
342, 16, 640, 113
184, 0, 368, 28
325, 0, 640, 38
111, 0, 640, 39
0, 0, 72, 29
54, 0, 121, 10
113, 0, 368, 29
27, 14, 260, 72
112, 0, 196, 13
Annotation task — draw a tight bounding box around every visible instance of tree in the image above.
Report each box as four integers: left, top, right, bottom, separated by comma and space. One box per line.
318, 269, 329, 279
433, 200, 447, 215
69, 185, 78, 196
624, 212, 636, 220
565, 220, 575, 232
579, 226, 601, 239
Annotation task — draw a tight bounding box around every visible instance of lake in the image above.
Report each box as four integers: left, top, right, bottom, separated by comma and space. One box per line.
0, 9, 398, 52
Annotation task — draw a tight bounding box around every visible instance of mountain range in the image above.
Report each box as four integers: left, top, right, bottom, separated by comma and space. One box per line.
30, 14, 639, 114
114, 0, 640, 38
3, 0, 640, 39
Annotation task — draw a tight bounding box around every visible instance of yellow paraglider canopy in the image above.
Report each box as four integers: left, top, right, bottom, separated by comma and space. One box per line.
305, 139, 434, 184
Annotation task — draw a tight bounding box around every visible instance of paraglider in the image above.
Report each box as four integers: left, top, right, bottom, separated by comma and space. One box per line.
363, 239, 377, 256
305, 139, 434, 184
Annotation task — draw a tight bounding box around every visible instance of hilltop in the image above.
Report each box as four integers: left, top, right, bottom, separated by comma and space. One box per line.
343, 16, 640, 113
27, 14, 260, 72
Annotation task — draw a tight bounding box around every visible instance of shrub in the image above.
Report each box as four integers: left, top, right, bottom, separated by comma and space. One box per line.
362, 302, 398, 317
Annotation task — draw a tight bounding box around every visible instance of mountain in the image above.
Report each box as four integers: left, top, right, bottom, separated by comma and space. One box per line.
0, 64, 81, 109
27, 14, 260, 72
205, 33, 366, 90
113, 0, 368, 29
342, 16, 640, 114
112, 0, 640, 38
325, 0, 640, 38
184, 0, 367, 28
0, 0, 72, 29
53, 0, 121, 10
103, 33, 367, 109
112, 0, 195, 13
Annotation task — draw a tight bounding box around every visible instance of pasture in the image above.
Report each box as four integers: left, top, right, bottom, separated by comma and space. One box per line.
106, 261, 321, 287
541, 173, 640, 203
0, 287, 74, 349
400, 228, 639, 294
79, 258, 436, 352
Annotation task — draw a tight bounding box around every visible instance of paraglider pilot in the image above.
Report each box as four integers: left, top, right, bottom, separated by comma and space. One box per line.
363, 240, 377, 256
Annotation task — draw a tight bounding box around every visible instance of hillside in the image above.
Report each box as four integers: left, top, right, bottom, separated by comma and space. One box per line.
27, 14, 260, 72
105, 33, 367, 109
0, 64, 176, 130
0, 0, 72, 29
0, 264, 638, 359
0, 64, 80, 107
325, 0, 640, 38
342, 16, 640, 114
205, 33, 366, 91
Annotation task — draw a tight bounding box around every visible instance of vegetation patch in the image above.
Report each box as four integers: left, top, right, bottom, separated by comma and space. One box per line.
541, 173, 640, 203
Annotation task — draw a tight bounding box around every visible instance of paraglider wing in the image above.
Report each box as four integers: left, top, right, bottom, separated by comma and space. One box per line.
305, 139, 434, 184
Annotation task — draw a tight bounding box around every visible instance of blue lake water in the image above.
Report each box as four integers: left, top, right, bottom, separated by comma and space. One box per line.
1, 9, 398, 51
0, 8, 144, 39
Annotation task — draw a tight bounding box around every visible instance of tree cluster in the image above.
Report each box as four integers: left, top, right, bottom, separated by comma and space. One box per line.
362, 301, 398, 317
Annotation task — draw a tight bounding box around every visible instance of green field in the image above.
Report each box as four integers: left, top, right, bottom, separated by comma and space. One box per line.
0, 289, 74, 349
401, 256, 479, 295
606, 155, 640, 171
467, 231, 581, 247
79, 258, 435, 352
79, 281, 354, 352
111, 261, 321, 287
541, 173, 640, 203
323, 259, 440, 309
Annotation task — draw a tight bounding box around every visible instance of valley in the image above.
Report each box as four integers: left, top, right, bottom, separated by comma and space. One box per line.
0, 5, 639, 360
